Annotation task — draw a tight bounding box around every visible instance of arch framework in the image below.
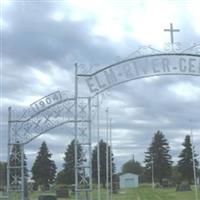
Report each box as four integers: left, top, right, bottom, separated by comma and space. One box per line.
7, 50, 200, 200
7, 91, 93, 200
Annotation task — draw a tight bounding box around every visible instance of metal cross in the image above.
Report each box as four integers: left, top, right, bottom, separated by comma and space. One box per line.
164, 23, 180, 44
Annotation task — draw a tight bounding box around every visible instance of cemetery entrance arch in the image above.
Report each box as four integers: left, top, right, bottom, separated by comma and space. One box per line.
7, 44, 200, 200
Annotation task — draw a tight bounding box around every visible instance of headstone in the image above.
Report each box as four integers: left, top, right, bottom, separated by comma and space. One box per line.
38, 195, 57, 200
162, 178, 169, 188
176, 181, 191, 192
56, 186, 69, 198
112, 182, 119, 194
71, 185, 75, 195
24, 178, 29, 200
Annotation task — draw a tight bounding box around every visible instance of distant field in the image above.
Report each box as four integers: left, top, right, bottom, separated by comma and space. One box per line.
4, 185, 200, 200
30, 185, 199, 200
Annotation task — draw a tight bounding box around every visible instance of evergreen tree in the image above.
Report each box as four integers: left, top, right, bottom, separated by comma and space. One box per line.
171, 165, 182, 184
63, 140, 83, 185
0, 162, 7, 187
177, 135, 199, 183
31, 141, 57, 190
144, 131, 172, 184
92, 140, 116, 188
122, 156, 144, 175
9, 142, 28, 184
56, 169, 66, 184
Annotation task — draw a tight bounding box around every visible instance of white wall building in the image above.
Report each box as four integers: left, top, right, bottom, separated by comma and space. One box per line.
119, 173, 139, 189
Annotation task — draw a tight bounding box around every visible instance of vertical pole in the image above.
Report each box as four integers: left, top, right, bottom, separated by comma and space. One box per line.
198, 156, 200, 189
88, 97, 93, 200
152, 154, 155, 191
21, 144, 24, 200
97, 95, 101, 200
191, 128, 198, 200
198, 156, 200, 188
109, 119, 113, 200
106, 108, 109, 200
74, 63, 78, 200
7, 107, 11, 199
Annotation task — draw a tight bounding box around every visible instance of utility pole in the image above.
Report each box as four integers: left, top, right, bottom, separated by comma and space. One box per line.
152, 154, 155, 191
106, 108, 109, 200
109, 118, 113, 200
191, 125, 199, 200
74, 63, 78, 200
97, 95, 101, 200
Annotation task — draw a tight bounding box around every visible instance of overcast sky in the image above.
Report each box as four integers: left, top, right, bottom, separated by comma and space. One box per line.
1, 0, 200, 172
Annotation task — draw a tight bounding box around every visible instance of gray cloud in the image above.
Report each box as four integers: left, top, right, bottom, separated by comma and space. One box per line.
1, 1, 200, 173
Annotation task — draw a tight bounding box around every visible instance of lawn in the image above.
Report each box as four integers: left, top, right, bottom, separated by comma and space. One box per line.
27, 185, 199, 200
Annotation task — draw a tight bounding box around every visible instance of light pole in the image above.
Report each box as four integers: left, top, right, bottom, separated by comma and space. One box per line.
198, 155, 200, 190
97, 95, 101, 200
109, 118, 113, 200
106, 108, 109, 200
190, 127, 199, 200
151, 154, 155, 191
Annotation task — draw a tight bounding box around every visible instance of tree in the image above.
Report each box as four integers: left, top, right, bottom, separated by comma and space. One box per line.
177, 135, 199, 183
62, 140, 83, 185
92, 140, 116, 188
144, 131, 172, 184
9, 142, 28, 184
32, 141, 57, 190
0, 162, 7, 189
122, 155, 144, 175
56, 169, 66, 184
171, 165, 182, 184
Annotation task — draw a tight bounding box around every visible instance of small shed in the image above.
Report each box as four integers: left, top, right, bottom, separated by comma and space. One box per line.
119, 173, 139, 189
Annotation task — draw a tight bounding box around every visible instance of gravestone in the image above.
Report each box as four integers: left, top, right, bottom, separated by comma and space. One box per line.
56, 186, 69, 198
176, 181, 191, 192
112, 182, 119, 194
71, 185, 75, 195
38, 195, 57, 200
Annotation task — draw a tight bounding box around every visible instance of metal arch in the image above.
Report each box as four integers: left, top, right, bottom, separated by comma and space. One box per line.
7, 41, 200, 200
7, 92, 93, 200
77, 53, 200, 77
77, 53, 200, 98
74, 50, 200, 199
90, 73, 200, 98
181, 43, 200, 54
9, 96, 90, 145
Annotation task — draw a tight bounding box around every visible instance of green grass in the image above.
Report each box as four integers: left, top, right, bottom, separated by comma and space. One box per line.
6, 185, 200, 200
114, 186, 199, 200
99, 185, 199, 200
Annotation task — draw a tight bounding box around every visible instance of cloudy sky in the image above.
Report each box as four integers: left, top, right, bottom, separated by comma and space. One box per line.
1, 0, 200, 172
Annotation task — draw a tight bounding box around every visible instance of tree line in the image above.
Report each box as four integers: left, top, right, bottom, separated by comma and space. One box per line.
1, 139, 115, 190
122, 130, 199, 185
0, 130, 199, 190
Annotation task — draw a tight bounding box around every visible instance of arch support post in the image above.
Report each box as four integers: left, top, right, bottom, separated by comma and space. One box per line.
96, 95, 101, 200
74, 63, 93, 200
74, 63, 79, 200
20, 144, 25, 200
88, 97, 93, 200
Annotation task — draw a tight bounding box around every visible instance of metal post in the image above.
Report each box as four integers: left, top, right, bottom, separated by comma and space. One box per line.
88, 97, 93, 200
74, 63, 78, 200
97, 95, 101, 200
109, 119, 113, 200
105, 108, 109, 200
7, 107, 11, 199
198, 156, 200, 190
191, 128, 199, 200
152, 154, 155, 191
21, 144, 25, 200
